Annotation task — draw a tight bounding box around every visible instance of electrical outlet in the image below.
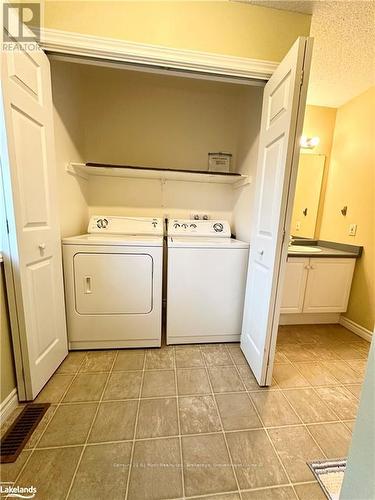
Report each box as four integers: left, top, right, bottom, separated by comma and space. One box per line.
296, 221, 301, 231
349, 224, 357, 236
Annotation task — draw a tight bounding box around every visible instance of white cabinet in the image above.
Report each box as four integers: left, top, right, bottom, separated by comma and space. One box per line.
303, 258, 356, 313
281, 257, 355, 314
280, 258, 309, 313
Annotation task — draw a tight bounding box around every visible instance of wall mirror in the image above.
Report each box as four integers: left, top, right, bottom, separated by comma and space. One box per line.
291, 154, 325, 239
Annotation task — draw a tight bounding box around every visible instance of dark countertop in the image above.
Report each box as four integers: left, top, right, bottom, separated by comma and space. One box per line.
287, 239, 363, 259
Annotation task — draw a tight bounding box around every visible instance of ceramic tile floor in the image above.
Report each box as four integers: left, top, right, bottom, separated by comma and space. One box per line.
0, 324, 370, 500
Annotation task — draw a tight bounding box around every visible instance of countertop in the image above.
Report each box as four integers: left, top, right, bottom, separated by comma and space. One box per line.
287, 239, 362, 259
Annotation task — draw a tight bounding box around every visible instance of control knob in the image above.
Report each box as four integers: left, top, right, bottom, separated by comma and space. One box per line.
213, 223, 224, 232
173, 223, 180, 228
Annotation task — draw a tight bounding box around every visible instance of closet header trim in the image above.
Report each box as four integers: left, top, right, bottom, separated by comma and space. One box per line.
37, 28, 277, 81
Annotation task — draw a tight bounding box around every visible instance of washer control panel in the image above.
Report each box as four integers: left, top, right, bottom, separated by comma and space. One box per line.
168, 219, 231, 237
88, 216, 163, 235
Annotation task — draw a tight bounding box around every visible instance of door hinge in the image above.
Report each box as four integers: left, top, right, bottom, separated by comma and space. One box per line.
300, 69, 304, 87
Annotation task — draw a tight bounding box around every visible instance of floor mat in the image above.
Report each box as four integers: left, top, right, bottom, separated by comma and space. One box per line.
308, 458, 347, 500
0, 403, 50, 463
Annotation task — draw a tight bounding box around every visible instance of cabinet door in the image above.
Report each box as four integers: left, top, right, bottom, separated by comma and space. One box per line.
280, 258, 309, 313
303, 258, 356, 313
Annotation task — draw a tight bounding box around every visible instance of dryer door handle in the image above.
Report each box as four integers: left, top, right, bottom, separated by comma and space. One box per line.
84, 276, 92, 294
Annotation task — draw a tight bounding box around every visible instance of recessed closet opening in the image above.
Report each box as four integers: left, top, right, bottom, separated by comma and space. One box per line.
49, 56, 264, 242
2, 30, 316, 401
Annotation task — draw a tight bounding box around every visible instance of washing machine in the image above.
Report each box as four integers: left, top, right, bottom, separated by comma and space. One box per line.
63, 216, 163, 349
166, 219, 249, 345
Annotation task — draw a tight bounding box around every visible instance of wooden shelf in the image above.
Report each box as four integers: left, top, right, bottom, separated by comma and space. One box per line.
66, 162, 251, 188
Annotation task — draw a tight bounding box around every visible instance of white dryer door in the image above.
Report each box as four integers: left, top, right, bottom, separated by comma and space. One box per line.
74, 253, 153, 314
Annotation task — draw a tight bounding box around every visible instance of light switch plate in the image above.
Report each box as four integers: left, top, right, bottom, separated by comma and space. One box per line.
349, 224, 357, 236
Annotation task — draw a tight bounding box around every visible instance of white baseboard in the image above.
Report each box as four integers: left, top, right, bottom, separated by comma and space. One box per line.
339, 316, 373, 343
0, 388, 18, 423
279, 313, 340, 325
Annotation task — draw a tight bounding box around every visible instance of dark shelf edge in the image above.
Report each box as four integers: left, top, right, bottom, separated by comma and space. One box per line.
85, 162, 242, 177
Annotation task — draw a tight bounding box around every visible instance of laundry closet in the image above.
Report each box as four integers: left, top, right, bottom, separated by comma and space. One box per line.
50, 58, 264, 241
1, 34, 312, 399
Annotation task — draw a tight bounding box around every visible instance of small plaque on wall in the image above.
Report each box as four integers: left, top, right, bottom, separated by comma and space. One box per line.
208, 152, 232, 173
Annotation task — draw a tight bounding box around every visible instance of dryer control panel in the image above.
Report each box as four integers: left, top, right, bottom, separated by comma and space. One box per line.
167, 219, 231, 237
88, 216, 163, 235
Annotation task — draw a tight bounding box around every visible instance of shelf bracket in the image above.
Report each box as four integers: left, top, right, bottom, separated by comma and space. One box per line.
232, 176, 252, 189
66, 162, 89, 181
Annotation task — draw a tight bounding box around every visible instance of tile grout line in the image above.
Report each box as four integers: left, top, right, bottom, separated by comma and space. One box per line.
225, 346, 299, 499
124, 349, 147, 500
288, 357, 360, 426
198, 346, 243, 500
273, 385, 330, 462
183, 479, 320, 499
278, 347, 360, 459
172, 346, 186, 499
275, 339, 363, 426
64, 351, 118, 500
273, 353, 350, 462
21, 413, 351, 452
336, 354, 367, 379
11, 352, 89, 488
35, 381, 356, 401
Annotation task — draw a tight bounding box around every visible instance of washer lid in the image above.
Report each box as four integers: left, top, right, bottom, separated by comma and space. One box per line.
168, 236, 249, 249
62, 234, 163, 247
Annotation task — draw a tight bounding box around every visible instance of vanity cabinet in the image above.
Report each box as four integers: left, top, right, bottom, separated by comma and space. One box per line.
280, 258, 309, 313
281, 257, 356, 314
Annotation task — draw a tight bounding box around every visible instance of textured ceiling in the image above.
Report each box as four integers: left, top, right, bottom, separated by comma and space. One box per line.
250, 0, 315, 14
248, 1, 375, 107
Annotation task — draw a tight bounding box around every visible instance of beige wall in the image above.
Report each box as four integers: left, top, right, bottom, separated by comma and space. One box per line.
319, 87, 375, 331
302, 105, 337, 236
232, 86, 263, 242
79, 64, 246, 171
50, 60, 89, 237
43, 1, 311, 62
0, 265, 16, 405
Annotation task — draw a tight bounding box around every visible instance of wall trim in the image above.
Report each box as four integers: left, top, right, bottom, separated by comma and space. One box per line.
339, 316, 373, 343
0, 388, 18, 423
37, 28, 277, 81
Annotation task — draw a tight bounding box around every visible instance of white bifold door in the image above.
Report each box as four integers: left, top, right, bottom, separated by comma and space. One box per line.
0, 23, 68, 400
241, 37, 313, 385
